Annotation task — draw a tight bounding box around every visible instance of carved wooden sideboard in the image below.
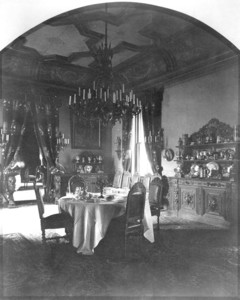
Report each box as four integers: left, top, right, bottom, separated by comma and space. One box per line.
168, 177, 237, 228
168, 119, 239, 228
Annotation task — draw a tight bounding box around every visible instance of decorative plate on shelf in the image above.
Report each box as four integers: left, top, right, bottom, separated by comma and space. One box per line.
206, 161, 219, 171
226, 148, 235, 159
163, 148, 175, 161
190, 163, 200, 177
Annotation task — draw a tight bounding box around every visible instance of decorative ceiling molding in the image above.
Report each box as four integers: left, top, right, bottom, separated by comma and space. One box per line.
1, 3, 239, 98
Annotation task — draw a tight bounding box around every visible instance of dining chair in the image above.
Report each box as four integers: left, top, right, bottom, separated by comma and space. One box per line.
141, 174, 152, 192
148, 176, 163, 231
121, 171, 132, 189
131, 173, 140, 187
68, 175, 86, 194
107, 182, 146, 258
124, 181, 146, 257
23, 167, 36, 187
34, 182, 73, 244
112, 171, 123, 188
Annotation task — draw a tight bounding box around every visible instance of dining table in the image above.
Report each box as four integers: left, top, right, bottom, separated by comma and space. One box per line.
58, 191, 154, 255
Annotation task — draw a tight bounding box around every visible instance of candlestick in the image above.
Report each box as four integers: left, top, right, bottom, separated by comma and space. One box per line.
88, 89, 91, 99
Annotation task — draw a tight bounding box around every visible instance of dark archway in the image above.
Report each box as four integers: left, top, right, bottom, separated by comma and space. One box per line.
20, 113, 40, 177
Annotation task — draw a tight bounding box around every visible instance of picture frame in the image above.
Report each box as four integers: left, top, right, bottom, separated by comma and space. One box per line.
71, 114, 101, 149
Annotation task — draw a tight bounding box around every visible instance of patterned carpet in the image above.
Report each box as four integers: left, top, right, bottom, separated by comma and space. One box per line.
0, 219, 239, 299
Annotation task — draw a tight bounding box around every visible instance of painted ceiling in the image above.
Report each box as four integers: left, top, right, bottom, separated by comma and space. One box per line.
1, 2, 238, 95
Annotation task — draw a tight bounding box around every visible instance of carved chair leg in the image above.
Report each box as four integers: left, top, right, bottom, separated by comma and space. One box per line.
6, 191, 16, 208
41, 222, 46, 244
138, 232, 142, 256
65, 227, 73, 244
42, 229, 46, 244
157, 214, 160, 231
124, 235, 128, 258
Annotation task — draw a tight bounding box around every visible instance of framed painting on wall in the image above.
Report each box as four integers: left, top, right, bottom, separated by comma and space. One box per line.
71, 114, 101, 149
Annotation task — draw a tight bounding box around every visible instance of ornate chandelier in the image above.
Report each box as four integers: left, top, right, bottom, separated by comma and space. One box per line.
68, 4, 141, 126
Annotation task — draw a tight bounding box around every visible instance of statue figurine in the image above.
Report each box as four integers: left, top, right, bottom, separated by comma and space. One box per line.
3, 157, 25, 208
4, 175, 17, 208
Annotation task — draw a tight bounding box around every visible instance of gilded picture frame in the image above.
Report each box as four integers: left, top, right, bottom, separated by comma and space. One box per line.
71, 114, 101, 149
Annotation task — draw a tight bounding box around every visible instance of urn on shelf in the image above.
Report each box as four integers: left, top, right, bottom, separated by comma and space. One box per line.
233, 125, 240, 142
182, 134, 189, 146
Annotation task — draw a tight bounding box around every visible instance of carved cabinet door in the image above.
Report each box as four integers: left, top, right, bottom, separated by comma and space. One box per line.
168, 178, 179, 211
178, 185, 203, 217
202, 187, 228, 220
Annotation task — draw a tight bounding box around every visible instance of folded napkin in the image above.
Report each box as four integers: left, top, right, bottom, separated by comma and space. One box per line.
111, 195, 127, 203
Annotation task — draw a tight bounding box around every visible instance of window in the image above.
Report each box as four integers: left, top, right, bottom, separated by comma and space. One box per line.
129, 112, 153, 176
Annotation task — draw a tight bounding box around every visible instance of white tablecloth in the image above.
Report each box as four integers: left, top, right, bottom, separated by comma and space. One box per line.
58, 194, 154, 255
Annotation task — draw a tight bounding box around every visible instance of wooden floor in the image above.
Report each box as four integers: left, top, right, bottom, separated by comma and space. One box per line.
0, 203, 239, 299
0, 202, 221, 237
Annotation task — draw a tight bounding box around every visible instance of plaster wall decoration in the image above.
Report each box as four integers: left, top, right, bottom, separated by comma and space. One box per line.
38, 64, 91, 86
171, 27, 231, 66
25, 24, 88, 57
2, 52, 37, 78
122, 55, 167, 83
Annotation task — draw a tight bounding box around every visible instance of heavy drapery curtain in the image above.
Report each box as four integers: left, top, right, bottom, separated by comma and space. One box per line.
1, 95, 61, 203
122, 114, 133, 173
141, 88, 164, 175
30, 96, 60, 202
142, 102, 155, 173
1, 99, 29, 203
122, 87, 164, 176
3, 100, 29, 170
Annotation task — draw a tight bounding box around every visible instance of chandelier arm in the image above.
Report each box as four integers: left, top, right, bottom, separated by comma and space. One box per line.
105, 3, 108, 49
68, 3, 142, 126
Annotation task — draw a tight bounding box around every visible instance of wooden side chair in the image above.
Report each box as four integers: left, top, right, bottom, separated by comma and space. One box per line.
121, 171, 132, 189
131, 173, 140, 187
112, 171, 123, 188
148, 177, 163, 231
107, 182, 146, 258
68, 175, 86, 194
124, 182, 146, 257
141, 174, 152, 192
34, 183, 73, 244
